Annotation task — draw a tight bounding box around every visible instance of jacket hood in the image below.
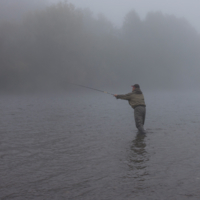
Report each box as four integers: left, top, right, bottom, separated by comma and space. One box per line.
133, 88, 143, 94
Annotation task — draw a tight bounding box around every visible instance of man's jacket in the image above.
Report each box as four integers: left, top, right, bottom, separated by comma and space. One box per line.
116, 88, 146, 109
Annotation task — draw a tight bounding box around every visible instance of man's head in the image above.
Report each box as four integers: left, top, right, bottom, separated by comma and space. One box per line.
132, 84, 140, 91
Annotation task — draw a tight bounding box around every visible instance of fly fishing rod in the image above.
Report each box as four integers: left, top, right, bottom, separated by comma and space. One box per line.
67, 82, 114, 95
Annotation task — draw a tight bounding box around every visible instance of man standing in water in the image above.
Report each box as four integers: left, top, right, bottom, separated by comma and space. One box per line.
114, 84, 146, 134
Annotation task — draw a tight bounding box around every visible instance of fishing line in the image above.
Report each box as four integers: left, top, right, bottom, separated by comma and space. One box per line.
67, 82, 114, 95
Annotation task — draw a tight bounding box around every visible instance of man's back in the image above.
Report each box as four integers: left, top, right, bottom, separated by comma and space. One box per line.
116, 88, 146, 109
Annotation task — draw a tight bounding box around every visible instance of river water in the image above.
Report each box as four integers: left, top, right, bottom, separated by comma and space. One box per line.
1, 91, 200, 200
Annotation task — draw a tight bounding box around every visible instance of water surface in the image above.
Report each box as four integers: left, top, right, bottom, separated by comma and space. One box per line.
1, 91, 200, 199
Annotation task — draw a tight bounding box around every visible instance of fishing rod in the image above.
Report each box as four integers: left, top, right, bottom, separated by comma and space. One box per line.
67, 82, 114, 95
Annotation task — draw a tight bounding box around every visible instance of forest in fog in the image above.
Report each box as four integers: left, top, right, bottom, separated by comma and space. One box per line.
0, 1, 200, 92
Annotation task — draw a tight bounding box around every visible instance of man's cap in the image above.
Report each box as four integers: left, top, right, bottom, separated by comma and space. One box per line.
132, 84, 140, 88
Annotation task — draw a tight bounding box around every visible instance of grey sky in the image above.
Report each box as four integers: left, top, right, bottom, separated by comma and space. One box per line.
50, 0, 200, 32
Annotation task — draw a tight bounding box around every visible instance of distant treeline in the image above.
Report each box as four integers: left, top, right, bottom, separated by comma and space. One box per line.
0, 1, 200, 92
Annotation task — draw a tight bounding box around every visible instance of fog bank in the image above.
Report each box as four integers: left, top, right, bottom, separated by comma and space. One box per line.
0, 1, 200, 93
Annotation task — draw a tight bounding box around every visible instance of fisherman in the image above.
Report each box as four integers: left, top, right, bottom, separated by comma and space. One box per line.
114, 84, 146, 134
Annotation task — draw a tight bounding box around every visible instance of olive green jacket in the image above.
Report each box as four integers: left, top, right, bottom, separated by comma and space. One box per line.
116, 88, 146, 109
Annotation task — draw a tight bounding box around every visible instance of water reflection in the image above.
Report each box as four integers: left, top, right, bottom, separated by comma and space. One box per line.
127, 133, 149, 180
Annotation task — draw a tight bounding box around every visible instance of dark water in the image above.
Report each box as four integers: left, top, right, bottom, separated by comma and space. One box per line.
1, 91, 200, 200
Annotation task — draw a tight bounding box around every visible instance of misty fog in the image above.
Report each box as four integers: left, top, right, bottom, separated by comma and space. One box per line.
0, 1, 200, 93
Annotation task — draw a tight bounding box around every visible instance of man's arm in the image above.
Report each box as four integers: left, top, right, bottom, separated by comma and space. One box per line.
114, 93, 132, 100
